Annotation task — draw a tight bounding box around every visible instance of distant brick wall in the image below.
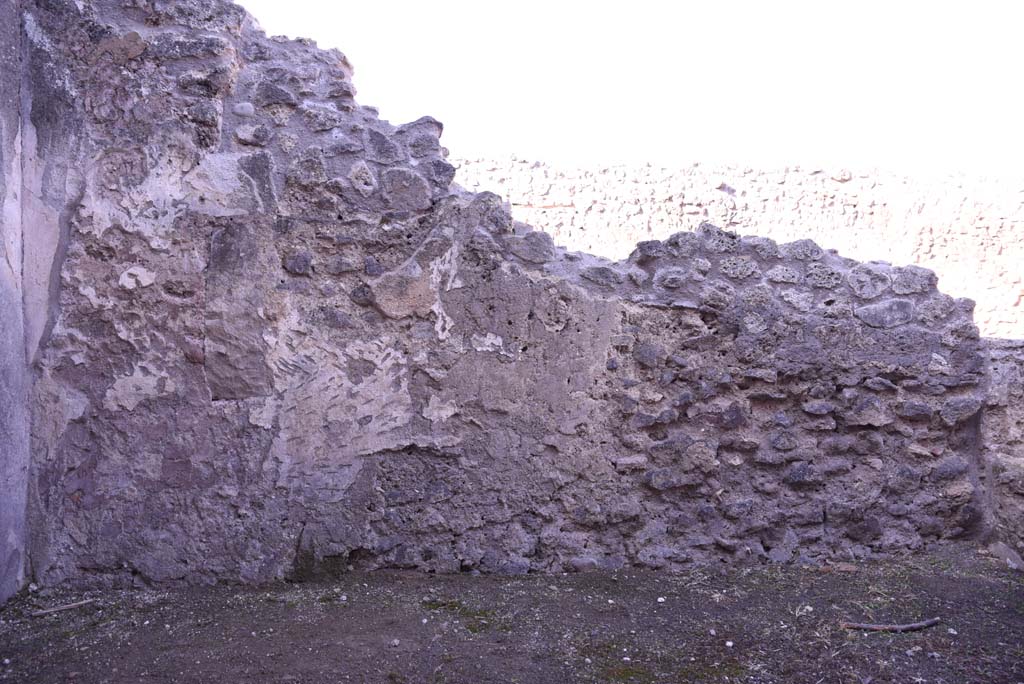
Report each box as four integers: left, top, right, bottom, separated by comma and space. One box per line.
455, 158, 1024, 339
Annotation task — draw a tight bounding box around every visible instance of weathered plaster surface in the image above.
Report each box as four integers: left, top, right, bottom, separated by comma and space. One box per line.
0, 0, 1019, 599
0, 0, 27, 604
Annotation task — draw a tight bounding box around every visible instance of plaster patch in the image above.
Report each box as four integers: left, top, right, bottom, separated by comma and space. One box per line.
118, 266, 156, 290
103, 366, 175, 412
423, 395, 459, 423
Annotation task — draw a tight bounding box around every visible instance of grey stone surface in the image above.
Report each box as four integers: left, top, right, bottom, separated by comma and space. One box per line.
0, 0, 27, 605
982, 339, 1024, 560
0, 0, 1019, 600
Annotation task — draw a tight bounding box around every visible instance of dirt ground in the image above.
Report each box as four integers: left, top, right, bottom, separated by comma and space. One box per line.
1, 547, 1021, 684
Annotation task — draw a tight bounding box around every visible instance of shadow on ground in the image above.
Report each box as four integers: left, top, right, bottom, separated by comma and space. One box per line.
1, 548, 1021, 683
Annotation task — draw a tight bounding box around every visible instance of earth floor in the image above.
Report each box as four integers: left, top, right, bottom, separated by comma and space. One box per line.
1, 547, 1022, 684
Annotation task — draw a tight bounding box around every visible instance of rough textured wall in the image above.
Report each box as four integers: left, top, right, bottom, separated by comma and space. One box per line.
4, 0, 88, 602
0, 0, 28, 604
2, 0, 1006, 592
983, 340, 1024, 559
455, 158, 1024, 339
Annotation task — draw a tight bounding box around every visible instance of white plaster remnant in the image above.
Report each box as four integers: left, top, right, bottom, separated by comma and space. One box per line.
471, 332, 504, 353
423, 395, 459, 423
118, 266, 156, 290
103, 365, 175, 412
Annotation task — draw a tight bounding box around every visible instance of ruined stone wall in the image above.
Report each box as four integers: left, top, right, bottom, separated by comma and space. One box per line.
0, 0, 1011, 596
983, 340, 1024, 559
4, 0, 89, 602
455, 158, 1024, 339
0, 0, 28, 604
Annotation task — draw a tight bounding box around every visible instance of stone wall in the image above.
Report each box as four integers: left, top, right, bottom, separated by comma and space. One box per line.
16, 0, 994, 589
0, 0, 1017, 599
983, 340, 1024, 560
455, 158, 1024, 339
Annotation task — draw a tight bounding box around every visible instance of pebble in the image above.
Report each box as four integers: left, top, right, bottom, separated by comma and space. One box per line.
726, 641, 734, 648
657, 597, 666, 603
584, 658, 592, 664
2, 659, 10, 666
390, 639, 400, 648
948, 628, 958, 635
709, 628, 717, 636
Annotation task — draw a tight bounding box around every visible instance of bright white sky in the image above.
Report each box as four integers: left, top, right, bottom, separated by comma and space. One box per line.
238, 0, 1024, 175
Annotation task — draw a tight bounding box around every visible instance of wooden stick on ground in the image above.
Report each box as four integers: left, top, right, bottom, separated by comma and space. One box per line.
840, 617, 942, 633
30, 598, 98, 618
